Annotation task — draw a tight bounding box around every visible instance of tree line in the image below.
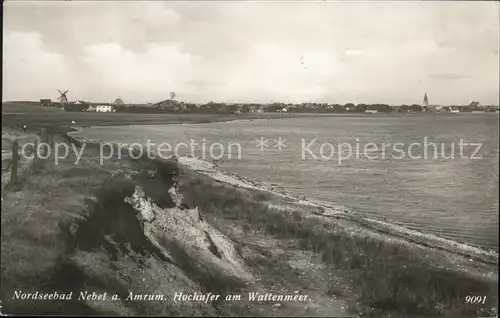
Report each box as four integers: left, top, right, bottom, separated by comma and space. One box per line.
63, 100, 498, 114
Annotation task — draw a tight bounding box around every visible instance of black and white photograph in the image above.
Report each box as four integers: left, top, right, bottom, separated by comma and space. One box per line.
1, 1, 499, 317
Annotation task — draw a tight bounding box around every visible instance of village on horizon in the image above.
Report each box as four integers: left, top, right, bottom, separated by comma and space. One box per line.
7, 89, 500, 114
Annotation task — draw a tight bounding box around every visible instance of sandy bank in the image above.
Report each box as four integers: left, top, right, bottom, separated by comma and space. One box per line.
177, 156, 499, 268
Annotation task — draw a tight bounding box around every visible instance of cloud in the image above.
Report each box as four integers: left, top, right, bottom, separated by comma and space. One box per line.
219, 44, 340, 102
2, 1, 499, 105
2, 31, 71, 100
430, 74, 472, 81
79, 42, 197, 102
344, 50, 364, 57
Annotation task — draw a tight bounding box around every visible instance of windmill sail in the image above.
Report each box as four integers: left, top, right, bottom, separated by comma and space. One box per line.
58, 89, 68, 104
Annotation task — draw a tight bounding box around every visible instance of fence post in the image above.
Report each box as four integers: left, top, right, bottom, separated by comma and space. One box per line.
41, 128, 47, 142
11, 140, 19, 184
34, 137, 39, 162
41, 128, 47, 158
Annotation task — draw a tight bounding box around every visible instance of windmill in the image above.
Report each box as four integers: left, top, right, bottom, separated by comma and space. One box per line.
58, 89, 68, 106
169, 92, 176, 100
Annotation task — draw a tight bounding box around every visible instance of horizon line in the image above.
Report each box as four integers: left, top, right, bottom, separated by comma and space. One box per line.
3, 100, 500, 107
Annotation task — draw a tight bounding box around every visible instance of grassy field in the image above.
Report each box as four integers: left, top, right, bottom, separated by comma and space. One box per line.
2, 102, 314, 134
1, 134, 353, 316
1, 104, 498, 317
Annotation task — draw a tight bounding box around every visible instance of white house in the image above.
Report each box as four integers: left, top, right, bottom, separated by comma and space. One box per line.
95, 105, 115, 112
364, 109, 378, 114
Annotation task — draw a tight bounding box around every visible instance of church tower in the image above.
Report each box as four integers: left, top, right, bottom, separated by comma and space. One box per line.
423, 93, 429, 107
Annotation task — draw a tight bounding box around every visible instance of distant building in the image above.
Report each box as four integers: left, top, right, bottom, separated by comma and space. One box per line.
40, 99, 52, 106
469, 101, 481, 108
249, 105, 264, 113
364, 109, 378, 114
95, 105, 114, 112
422, 93, 432, 112
113, 98, 124, 105
154, 100, 177, 110
421, 93, 444, 112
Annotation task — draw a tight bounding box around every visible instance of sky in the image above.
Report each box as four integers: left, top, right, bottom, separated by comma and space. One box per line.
3, 1, 499, 105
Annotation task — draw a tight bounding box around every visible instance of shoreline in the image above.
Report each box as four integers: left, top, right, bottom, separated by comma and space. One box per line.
6, 115, 497, 260
67, 125, 499, 267
178, 156, 499, 267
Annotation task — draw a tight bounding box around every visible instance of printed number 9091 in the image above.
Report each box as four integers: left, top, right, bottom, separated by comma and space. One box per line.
465, 295, 487, 304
